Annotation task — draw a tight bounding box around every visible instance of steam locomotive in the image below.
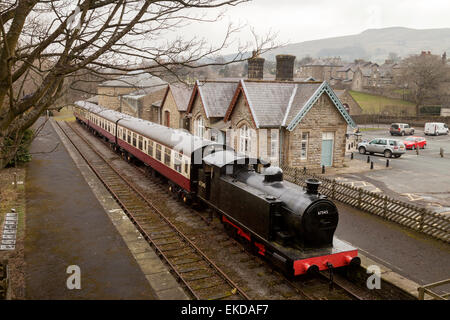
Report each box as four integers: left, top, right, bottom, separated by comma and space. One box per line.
73, 102, 360, 276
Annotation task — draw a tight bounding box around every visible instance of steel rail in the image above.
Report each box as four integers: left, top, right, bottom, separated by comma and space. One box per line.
57, 120, 250, 300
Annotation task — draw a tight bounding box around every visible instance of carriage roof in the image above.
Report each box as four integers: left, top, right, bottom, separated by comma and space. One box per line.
74, 101, 221, 156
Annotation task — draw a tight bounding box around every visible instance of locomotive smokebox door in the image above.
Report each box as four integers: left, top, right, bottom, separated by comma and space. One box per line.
198, 164, 212, 200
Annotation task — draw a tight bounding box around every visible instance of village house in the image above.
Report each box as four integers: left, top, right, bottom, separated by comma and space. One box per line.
297, 57, 343, 82
185, 79, 238, 144
160, 83, 193, 129
97, 71, 167, 122
224, 55, 356, 169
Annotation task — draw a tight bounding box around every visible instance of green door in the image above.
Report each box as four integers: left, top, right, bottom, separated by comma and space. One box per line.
321, 132, 334, 167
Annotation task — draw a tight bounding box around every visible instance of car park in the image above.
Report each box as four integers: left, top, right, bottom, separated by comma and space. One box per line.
403, 136, 427, 150
358, 138, 406, 158
424, 122, 449, 136
390, 123, 415, 136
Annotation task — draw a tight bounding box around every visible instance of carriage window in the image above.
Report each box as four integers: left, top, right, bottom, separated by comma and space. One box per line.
132, 133, 137, 147
138, 136, 143, 150
156, 144, 162, 161
164, 148, 171, 166
127, 130, 131, 144
184, 162, 189, 175
174, 153, 182, 173
144, 139, 147, 152
148, 141, 154, 156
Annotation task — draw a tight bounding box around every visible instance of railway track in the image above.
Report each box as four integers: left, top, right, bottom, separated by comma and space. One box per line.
56, 120, 250, 301
59, 119, 374, 300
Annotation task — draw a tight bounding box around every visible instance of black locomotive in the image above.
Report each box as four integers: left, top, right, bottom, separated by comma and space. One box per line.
196, 149, 360, 276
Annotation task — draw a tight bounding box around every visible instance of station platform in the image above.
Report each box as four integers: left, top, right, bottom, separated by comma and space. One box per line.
24, 118, 165, 299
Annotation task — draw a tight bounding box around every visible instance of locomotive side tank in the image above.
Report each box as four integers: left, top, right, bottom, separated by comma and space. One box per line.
234, 168, 339, 248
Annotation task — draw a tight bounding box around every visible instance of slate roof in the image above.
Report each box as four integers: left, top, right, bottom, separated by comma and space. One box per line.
122, 85, 167, 101
99, 71, 167, 89
225, 80, 355, 129
283, 82, 325, 126
193, 80, 239, 118
168, 84, 192, 112
242, 81, 295, 127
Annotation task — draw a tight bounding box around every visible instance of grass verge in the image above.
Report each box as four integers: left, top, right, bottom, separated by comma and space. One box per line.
0, 166, 26, 299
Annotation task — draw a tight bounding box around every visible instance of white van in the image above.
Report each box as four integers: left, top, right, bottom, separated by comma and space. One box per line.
424, 122, 449, 135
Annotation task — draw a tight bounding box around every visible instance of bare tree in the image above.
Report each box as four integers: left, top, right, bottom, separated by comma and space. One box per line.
0, 0, 277, 168
400, 52, 449, 115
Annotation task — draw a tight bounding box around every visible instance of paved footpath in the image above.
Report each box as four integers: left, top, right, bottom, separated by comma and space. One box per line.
24, 118, 157, 299
336, 201, 450, 290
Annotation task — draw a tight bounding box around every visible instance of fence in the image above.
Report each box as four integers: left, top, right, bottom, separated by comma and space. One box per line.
418, 279, 450, 300
281, 165, 450, 243
352, 114, 450, 127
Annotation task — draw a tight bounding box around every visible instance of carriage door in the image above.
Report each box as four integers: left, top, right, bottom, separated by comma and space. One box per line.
321, 132, 334, 167
197, 165, 212, 200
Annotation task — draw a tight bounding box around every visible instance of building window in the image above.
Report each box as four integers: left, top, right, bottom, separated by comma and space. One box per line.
271, 130, 278, 158
301, 132, 308, 160
195, 116, 205, 138
239, 125, 251, 154
164, 111, 170, 127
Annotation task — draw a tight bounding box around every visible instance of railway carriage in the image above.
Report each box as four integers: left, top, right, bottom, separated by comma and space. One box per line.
73, 102, 360, 277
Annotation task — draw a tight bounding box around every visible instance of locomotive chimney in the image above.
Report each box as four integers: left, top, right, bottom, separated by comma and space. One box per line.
275, 54, 296, 81
248, 51, 265, 80
305, 178, 321, 194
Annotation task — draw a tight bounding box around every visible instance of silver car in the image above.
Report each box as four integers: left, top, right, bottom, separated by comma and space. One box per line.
358, 138, 406, 158
390, 123, 415, 136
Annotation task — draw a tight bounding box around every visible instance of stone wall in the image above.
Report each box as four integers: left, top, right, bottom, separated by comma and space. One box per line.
227, 92, 258, 158
190, 93, 209, 139
283, 94, 347, 169
140, 88, 166, 122
161, 89, 182, 128
97, 86, 135, 111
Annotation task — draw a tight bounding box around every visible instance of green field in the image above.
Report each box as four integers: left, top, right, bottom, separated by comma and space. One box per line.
349, 90, 416, 115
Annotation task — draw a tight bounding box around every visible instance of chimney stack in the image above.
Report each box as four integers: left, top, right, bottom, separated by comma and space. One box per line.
276, 54, 296, 81
248, 51, 265, 80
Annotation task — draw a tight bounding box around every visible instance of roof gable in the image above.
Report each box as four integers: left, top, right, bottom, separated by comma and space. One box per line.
161, 84, 192, 112
187, 80, 238, 118
286, 82, 356, 131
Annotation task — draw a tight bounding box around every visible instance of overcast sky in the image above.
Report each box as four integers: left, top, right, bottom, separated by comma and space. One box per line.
181, 0, 450, 54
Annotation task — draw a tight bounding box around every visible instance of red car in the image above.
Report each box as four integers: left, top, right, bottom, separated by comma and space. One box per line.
403, 136, 427, 150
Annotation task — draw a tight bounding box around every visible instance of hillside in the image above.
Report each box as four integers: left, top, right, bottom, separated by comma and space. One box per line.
260, 27, 450, 63
349, 91, 416, 116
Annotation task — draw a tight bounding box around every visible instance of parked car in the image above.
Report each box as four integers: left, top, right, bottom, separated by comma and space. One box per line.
424, 122, 449, 136
390, 123, 415, 136
403, 136, 427, 150
358, 138, 406, 158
